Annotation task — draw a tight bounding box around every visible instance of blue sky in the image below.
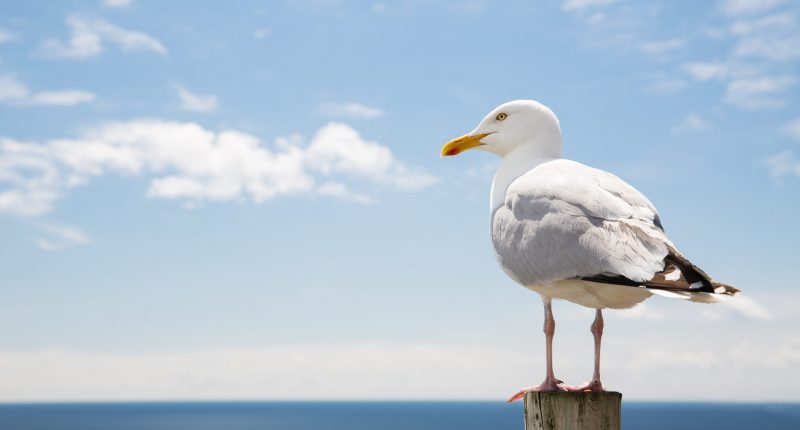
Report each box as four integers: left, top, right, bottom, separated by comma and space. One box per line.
1, 0, 799, 401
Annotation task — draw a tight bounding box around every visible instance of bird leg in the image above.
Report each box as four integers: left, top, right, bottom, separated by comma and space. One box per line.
567, 308, 606, 392
507, 298, 567, 402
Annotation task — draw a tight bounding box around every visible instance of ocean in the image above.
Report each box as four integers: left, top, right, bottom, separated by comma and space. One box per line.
1, 402, 799, 430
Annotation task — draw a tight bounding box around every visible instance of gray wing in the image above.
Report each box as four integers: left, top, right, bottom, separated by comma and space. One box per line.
491, 159, 737, 295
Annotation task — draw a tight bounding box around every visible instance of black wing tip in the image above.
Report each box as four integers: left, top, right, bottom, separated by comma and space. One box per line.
711, 282, 740, 296
578, 275, 742, 297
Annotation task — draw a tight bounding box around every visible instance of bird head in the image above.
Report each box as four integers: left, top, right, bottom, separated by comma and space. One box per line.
441, 100, 562, 159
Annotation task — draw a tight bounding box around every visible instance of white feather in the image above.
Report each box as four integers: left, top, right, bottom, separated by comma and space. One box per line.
490, 159, 677, 309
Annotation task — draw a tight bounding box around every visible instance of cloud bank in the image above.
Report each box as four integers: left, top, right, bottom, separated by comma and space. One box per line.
1, 322, 794, 401
0, 121, 437, 216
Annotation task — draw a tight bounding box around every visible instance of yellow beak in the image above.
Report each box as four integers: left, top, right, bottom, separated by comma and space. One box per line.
441, 133, 490, 157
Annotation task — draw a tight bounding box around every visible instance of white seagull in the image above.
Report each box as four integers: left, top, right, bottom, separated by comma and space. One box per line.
441, 100, 739, 402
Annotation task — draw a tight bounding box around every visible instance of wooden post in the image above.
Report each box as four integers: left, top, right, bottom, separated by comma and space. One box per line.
523, 391, 622, 430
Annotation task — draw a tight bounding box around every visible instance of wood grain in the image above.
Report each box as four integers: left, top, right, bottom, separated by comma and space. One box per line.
523, 391, 622, 430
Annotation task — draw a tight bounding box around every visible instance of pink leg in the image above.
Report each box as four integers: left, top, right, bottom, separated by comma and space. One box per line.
508, 298, 567, 402
567, 309, 605, 392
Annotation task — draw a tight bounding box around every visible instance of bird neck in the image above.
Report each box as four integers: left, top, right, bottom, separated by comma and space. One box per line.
490, 143, 559, 213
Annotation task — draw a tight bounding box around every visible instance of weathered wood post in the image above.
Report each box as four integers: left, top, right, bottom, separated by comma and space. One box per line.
523, 392, 622, 430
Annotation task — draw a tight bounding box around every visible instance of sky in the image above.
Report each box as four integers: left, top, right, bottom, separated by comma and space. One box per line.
1, 0, 799, 402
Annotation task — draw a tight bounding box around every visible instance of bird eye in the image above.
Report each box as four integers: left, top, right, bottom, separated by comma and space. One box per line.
496, 112, 507, 121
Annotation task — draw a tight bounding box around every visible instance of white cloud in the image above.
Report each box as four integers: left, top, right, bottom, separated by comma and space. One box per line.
35, 224, 91, 251
639, 38, 685, 55
682, 61, 732, 81
562, 2, 669, 60
0, 291, 794, 402
724, 75, 796, 109
647, 77, 689, 95
691, 9, 800, 113
672, 5, 800, 119
670, 113, 712, 134
735, 34, 800, 61
0, 120, 437, 216
39, 14, 166, 59
688, 294, 775, 321
764, 151, 800, 179
782, 118, 800, 141
564, 0, 797, 121
30, 90, 96, 106
103, 0, 133, 7
730, 12, 800, 61
34, 238, 60, 251
307, 122, 437, 190
675, 15, 800, 118
173, 84, 217, 112
718, 0, 788, 16
320, 102, 384, 119
630, 345, 718, 370
0, 28, 16, 44
562, 0, 620, 12
306, 123, 395, 178
0, 342, 526, 401
714, 294, 773, 320
1, 331, 799, 401
317, 182, 375, 204
630, 337, 800, 371
730, 11, 794, 36
253, 28, 271, 39
46, 225, 90, 244
0, 75, 29, 102
0, 139, 61, 216
0, 75, 95, 107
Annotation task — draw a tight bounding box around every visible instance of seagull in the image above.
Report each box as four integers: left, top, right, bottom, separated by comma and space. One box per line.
441, 100, 739, 402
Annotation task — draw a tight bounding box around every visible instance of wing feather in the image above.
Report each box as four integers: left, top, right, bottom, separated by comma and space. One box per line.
491, 159, 735, 295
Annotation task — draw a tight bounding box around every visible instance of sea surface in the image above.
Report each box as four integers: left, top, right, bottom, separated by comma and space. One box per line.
1, 401, 799, 430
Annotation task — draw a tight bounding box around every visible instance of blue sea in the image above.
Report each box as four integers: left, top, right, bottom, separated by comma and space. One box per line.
1, 402, 799, 430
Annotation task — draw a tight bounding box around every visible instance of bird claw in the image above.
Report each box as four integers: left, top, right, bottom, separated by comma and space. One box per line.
565, 379, 605, 392
507, 377, 606, 402
507, 377, 568, 403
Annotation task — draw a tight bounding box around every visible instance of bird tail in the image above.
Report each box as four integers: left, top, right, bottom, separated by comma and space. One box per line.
648, 280, 739, 304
